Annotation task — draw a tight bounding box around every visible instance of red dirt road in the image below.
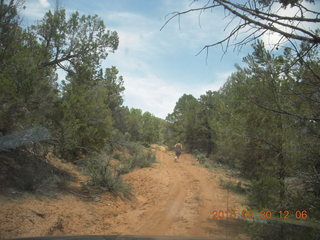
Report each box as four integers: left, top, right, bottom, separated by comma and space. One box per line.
0, 146, 248, 239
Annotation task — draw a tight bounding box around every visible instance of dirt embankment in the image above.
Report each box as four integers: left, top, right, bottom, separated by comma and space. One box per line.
0, 146, 247, 239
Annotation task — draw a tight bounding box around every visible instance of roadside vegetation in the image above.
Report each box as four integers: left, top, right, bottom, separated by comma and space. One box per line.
0, 1, 164, 197
81, 153, 132, 198
165, 41, 320, 220
164, 0, 320, 221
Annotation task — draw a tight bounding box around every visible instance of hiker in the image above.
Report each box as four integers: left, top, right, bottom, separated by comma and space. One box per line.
174, 142, 183, 162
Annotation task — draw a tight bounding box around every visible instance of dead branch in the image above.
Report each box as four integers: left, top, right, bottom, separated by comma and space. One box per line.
161, 0, 320, 55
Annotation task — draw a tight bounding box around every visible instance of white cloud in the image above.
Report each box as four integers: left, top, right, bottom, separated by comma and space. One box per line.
39, 0, 50, 8
123, 74, 182, 119
100, 7, 234, 118
160, 3, 236, 51
261, 1, 320, 50
262, 31, 287, 50
23, 0, 51, 20
188, 71, 231, 97
261, 4, 297, 50
102, 12, 166, 68
122, 70, 229, 119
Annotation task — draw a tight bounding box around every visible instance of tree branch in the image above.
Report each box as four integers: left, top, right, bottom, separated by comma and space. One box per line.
248, 97, 320, 122
160, 0, 320, 55
39, 54, 77, 68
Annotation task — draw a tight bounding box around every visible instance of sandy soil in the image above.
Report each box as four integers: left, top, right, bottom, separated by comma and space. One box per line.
0, 146, 248, 239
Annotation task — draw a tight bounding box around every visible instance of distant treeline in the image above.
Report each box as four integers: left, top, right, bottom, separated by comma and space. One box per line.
166, 41, 320, 218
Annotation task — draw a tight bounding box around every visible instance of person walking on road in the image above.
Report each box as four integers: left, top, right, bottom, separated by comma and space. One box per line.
174, 142, 183, 162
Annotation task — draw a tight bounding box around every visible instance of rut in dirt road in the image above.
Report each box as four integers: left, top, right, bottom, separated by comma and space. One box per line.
109, 147, 247, 238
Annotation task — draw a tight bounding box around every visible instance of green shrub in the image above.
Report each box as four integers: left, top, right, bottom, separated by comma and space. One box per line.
118, 158, 133, 174
203, 161, 211, 169
126, 142, 155, 167
194, 151, 207, 164
117, 144, 156, 173
248, 176, 280, 209
112, 152, 122, 160
84, 153, 131, 197
125, 142, 141, 155
108, 129, 128, 151
131, 151, 156, 168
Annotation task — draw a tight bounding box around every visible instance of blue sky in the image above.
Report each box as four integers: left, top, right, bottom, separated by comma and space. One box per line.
21, 0, 319, 119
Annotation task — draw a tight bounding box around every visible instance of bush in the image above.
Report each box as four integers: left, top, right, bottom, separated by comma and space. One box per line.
118, 158, 133, 174
108, 129, 128, 151
112, 152, 122, 161
193, 151, 208, 164
124, 142, 141, 155
131, 151, 156, 168
248, 176, 280, 209
117, 143, 156, 173
83, 153, 131, 197
203, 161, 212, 169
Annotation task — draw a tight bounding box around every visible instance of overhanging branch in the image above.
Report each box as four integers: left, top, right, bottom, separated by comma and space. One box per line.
160, 0, 320, 55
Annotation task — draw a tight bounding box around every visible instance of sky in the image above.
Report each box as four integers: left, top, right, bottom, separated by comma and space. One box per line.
20, 0, 319, 119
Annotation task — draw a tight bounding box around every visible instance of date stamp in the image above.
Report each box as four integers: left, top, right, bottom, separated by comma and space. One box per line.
210, 210, 308, 220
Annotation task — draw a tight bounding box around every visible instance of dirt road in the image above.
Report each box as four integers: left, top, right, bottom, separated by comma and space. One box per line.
0, 146, 247, 239
113, 147, 247, 238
